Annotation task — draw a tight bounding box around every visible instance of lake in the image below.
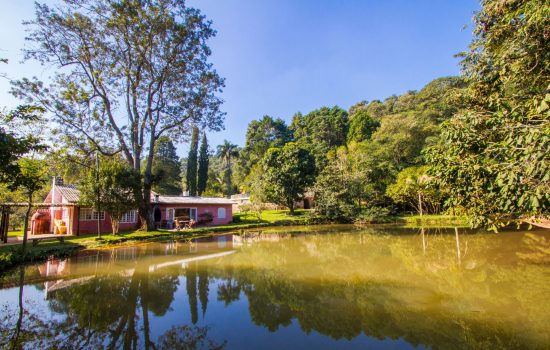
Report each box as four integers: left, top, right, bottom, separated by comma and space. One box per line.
0, 225, 549, 349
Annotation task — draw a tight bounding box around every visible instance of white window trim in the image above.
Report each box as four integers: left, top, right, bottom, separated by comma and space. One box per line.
168, 207, 198, 221
217, 207, 226, 219
120, 210, 137, 223
79, 208, 105, 221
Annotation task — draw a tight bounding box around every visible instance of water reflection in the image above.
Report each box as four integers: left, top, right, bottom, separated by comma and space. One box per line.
0, 227, 549, 350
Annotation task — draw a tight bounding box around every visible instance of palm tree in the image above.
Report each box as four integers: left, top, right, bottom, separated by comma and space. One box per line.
216, 140, 239, 196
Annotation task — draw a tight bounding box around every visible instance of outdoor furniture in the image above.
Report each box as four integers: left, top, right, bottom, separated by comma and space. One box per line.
30, 234, 65, 246
185, 219, 196, 230
54, 219, 67, 235
174, 217, 190, 230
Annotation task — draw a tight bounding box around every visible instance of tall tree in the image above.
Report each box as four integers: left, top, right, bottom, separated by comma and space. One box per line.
426, 0, 550, 229
197, 132, 209, 196
240, 115, 292, 177
347, 110, 380, 143
216, 140, 239, 196
260, 142, 316, 214
290, 106, 348, 169
152, 136, 181, 195
186, 127, 199, 196
13, 0, 225, 229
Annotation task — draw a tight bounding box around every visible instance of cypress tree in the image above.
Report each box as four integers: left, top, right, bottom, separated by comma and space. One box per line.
197, 133, 209, 195
186, 126, 199, 196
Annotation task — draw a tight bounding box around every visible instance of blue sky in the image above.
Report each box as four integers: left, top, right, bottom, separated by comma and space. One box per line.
0, 0, 479, 153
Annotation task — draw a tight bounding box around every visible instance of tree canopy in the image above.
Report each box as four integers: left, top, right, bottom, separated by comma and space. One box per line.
12, 0, 224, 229
426, 0, 550, 228
260, 142, 316, 214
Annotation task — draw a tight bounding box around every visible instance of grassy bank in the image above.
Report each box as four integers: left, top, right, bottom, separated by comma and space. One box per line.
395, 214, 469, 228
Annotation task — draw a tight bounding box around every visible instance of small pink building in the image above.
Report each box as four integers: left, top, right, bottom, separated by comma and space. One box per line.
37, 179, 234, 235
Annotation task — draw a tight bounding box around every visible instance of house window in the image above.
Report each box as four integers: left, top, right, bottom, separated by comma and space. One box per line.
217, 207, 226, 219
120, 210, 137, 223
79, 208, 105, 221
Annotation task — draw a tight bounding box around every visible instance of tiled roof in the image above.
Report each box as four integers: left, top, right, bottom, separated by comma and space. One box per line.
55, 185, 81, 203
155, 194, 235, 205
51, 185, 234, 205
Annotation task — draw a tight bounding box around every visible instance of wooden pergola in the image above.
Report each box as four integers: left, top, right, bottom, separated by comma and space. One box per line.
0, 202, 79, 243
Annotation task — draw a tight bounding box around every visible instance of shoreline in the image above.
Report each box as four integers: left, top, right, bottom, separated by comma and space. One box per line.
0, 213, 469, 273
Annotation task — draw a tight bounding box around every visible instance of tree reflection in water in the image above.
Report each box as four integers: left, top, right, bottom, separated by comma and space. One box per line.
0, 257, 224, 350
0, 227, 548, 350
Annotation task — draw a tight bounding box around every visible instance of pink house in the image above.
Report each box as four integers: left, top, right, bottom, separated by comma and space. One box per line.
35, 179, 234, 235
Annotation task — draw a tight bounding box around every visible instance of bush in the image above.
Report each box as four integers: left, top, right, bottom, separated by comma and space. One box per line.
355, 206, 392, 224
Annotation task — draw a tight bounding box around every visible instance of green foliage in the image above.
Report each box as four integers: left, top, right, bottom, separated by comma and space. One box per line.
260, 143, 316, 213
240, 115, 292, 176
216, 140, 240, 196
346, 110, 380, 143
386, 166, 443, 215
313, 147, 362, 222
290, 107, 349, 169
186, 127, 199, 196
197, 133, 209, 195
79, 157, 140, 234
0, 106, 47, 191
355, 206, 392, 224
426, 0, 550, 229
152, 136, 182, 195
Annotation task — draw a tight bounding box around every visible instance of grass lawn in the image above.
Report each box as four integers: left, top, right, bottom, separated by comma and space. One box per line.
233, 209, 312, 224
395, 214, 469, 228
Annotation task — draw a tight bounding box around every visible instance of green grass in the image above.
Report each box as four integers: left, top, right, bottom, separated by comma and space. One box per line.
7, 230, 24, 237
234, 209, 312, 224
395, 214, 469, 228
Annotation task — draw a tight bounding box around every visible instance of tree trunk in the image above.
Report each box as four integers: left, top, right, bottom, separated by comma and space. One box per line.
418, 192, 423, 217
21, 193, 32, 253
10, 266, 25, 348
111, 217, 120, 235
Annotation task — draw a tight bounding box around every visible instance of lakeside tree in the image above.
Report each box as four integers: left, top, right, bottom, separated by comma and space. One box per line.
13, 0, 225, 230
425, 0, 550, 228
216, 140, 239, 196
240, 115, 293, 177
186, 127, 199, 196
152, 136, 181, 195
260, 142, 316, 214
386, 166, 443, 216
1, 105, 48, 251
290, 107, 349, 169
197, 133, 209, 195
79, 158, 140, 234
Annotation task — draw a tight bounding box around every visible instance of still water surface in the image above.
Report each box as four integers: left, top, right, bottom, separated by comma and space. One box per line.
0, 225, 549, 349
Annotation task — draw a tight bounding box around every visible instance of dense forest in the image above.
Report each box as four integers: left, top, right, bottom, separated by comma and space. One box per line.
1, 0, 548, 231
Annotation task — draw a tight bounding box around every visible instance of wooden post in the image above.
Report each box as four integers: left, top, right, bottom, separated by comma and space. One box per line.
76, 206, 80, 236
0, 206, 5, 243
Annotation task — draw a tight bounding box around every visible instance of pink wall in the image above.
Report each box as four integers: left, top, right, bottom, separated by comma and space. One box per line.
43, 187, 233, 235
155, 203, 233, 226
76, 211, 139, 234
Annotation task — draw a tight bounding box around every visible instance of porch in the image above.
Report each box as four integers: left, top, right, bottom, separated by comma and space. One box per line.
0, 202, 79, 244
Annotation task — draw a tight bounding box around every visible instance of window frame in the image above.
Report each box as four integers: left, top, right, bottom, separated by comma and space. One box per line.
79, 208, 105, 221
